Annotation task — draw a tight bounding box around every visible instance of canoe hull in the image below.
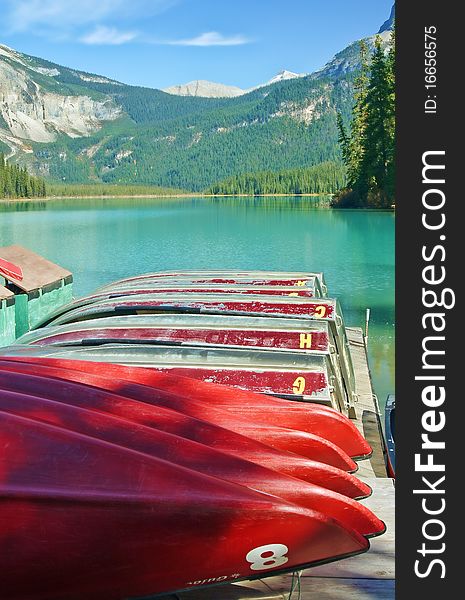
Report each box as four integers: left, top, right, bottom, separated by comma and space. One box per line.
1, 342, 340, 406
97, 271, 327, 294
0, 357, 371, 460
0, 358, 368, 491
0, 383, 384, 538
0, 408, 370, 600
26, 324, 329, 352
0, 256, 23, 281
32, 292, 356, 410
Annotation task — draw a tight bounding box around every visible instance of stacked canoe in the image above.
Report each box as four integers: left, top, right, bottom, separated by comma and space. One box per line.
0, 271, 384, 600
8, 270, 357, 416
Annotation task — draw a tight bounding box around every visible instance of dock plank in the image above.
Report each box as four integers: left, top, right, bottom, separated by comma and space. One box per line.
172, 578, 394, 600
0, 285, 14, 300
0, 245, 72, 292
347, 327, 387, 478
173, 477, 394, 599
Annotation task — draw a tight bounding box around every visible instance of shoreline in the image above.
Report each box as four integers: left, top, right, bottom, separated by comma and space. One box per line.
1, 192, 329, 202
0, 193, 395, 210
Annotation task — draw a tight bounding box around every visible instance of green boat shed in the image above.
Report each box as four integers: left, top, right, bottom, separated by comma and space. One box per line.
0, 285, 16, 347
0, 245, 73, 343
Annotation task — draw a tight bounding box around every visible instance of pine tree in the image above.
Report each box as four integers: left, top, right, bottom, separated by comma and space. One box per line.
360, 36, 392, 205
385, 27, 396, 202
346, 40, 370, 189
0, 153, 47, 199
334, 30, 395, 208
336, 113, 350, 166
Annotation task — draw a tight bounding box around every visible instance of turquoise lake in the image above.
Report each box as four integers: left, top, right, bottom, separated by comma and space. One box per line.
0, 196, 394, 410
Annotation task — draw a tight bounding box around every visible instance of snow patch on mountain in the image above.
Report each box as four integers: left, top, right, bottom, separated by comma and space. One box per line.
260, 70, 307, 87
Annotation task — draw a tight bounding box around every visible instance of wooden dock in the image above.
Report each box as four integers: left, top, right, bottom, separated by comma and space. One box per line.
172, 327, 395, 600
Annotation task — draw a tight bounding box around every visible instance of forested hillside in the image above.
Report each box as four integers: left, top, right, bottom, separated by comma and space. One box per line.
0, 153, 46, 198
1, 10, 393, 192
27, 69, 355, 191
207, 162, 346, 195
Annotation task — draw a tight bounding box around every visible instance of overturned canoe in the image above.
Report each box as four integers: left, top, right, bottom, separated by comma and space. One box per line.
0, 356, 371, 460
0, 376, 384, 539
32, 292, 356, 408
1, 342, 345, 411
17, 314, 332, 354
0, 401, 374, 600
97, 270, 328, 295
0, 256, 23, 281
36, 292, 338, 327
0, 359, 366, 483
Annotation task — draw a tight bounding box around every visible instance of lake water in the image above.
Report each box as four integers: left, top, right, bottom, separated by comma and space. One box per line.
0, 196, 394, 410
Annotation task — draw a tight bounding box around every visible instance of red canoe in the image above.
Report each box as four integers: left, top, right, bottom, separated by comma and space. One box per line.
0, 357, 371, 459
0, 405, 372, 600
1, 343, 343, 408
18, 314, 331, 354
97, 270, 326, 293
0, 361, 355, 469
36, 293, 338, 328
0, 257, 23, 281
0, 360, 368, 494
0, 384, 384, 539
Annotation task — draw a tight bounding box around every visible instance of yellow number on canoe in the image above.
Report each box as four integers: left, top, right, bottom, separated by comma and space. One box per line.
313, 305, 327, 318
292, 376, 306, 395
295, 280, 306, 287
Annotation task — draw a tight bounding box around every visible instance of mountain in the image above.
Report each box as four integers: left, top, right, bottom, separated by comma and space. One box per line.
312, 29, 392, 79
163, 70, 307, 99
163, 80, 244, 98
0, 44, 121, 149
0, 8, 394, 191
378, 5, 395, 33
260, 70, 307, 86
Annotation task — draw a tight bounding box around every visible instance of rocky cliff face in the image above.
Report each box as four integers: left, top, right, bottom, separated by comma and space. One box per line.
313, 29, 392, 80
378, 5, 395, 33
0, 45, 121, 156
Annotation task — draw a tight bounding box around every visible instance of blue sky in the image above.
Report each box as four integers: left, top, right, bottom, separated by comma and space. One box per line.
1, 0, 393, 89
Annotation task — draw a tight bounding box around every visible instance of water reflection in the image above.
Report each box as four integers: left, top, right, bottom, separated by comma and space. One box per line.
0, 194, 332, 213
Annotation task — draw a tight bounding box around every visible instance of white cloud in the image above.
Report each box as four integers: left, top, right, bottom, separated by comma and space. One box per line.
168, 31, 251, 47
5, 0, 121, 31
2, 1, 251, 49
80, 26, 138, 45
3, 0, 176, 33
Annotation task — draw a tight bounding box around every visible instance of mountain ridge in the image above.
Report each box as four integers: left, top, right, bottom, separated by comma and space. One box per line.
163, 80, 245, 98
0, 7, 394, 191
163, 70, 308, 98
